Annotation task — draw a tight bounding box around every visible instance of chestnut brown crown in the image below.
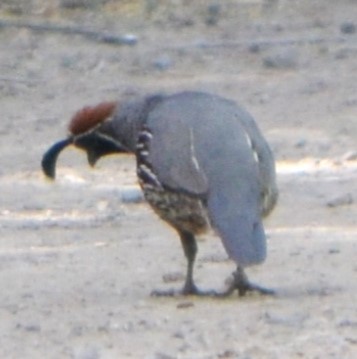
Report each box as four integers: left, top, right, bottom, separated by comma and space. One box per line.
68, 101, 117, 136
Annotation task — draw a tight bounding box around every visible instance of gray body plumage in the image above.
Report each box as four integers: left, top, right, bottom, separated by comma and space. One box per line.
110, 91, 278, 267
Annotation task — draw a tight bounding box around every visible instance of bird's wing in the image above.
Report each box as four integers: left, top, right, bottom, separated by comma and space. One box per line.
144, 100, 209, 196
237, 107, 278, 216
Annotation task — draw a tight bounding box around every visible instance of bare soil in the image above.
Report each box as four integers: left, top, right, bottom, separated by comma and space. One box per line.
0, 1, 356, 358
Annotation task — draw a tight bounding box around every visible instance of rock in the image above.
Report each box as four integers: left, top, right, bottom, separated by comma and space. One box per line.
248, 43, 262, 53
328, 248, 340, 255
119, 186, 144, 203
294, 139, 307, 148
176, 301, 194, 309
340, 22, 356, 34
153, 55, 173, 71
102, 34, 138, 46
206, 4, 221, 26
162, 272, 185, 283
326, 193, 354, 208
342, 151, 357, 161
263, 48, 299, 69
24, 324, 41, 332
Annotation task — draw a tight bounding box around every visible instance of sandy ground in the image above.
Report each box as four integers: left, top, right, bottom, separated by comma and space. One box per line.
0, 1, 356, 358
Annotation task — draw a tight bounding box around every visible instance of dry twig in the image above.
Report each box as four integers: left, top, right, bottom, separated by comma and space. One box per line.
0, 18, 137, 46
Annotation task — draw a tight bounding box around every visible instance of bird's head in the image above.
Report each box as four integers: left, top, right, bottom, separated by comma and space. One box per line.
41, 101, 128, 179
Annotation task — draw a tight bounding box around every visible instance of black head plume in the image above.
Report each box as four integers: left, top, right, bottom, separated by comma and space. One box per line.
41, 138, 72, 179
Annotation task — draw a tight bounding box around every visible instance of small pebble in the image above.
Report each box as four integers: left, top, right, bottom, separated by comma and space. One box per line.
340, 22, 356, 34
206, 4, 221, 26
162, 272, 185, 283
24, 324, 41, 332
295, 139, 307, 148
177, 301, 194, 309
248, 43, 261, 53
326, 193, 354, 208
342, 151, 357, 161
263, 49, 299, 69
120, 187, 144, 203
102, 34, 138, 46
153, 55, 173, 71
328, 248, 340, 255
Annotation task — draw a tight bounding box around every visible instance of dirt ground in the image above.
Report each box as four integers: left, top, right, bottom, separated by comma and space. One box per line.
0, 1, 356, 358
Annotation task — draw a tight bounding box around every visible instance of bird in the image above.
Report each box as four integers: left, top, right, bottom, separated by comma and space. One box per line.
41, 91, 278, 297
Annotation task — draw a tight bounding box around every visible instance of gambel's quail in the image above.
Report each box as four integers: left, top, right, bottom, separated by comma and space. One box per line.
42, 91, 278, 297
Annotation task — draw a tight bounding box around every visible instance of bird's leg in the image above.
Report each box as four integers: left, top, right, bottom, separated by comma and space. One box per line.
152, 230, 200, 296
179, 230, 199, 295
152, 230, 218, 297
221, 266, 275, 297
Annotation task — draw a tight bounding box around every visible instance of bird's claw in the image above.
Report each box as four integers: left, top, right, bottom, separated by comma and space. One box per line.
219, 267, 275, 297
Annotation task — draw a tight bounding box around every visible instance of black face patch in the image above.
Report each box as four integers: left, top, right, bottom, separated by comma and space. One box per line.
74, 132, 127, 166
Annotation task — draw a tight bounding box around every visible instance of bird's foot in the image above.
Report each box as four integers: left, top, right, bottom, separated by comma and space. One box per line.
219, 267, 275, 297
151, 269, 274, 298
